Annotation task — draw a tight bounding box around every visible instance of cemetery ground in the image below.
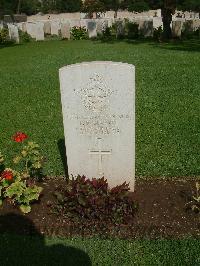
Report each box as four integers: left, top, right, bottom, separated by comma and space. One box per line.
0, 39, 200, 265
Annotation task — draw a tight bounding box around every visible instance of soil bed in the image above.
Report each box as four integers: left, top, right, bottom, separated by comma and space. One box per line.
0, 178, 199, 239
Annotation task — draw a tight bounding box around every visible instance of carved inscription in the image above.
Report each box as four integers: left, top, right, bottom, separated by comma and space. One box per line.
79, 117, 120, 135
74, 73, 113, 112
71, 73, 133, 136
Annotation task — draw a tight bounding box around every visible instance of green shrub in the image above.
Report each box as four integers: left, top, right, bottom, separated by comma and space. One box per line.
0, 28, 10, 44
185, 182, 200, 213
125, 20, 139, 39
70, 26, 88, 40
153, 26, 163, 42
0, 132, 44, 213
181, 22, 198, 39
19, 30, 32, 43
98, 26, 112, 41
53, 175, 137, 230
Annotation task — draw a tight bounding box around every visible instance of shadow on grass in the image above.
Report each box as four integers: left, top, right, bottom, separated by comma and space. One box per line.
149, 38, 200, 53
95, 36, 200, 52
0, 43, 23, 49
0, 213, 92, 266
93, 37, 154, 45
57, 138, 68, 178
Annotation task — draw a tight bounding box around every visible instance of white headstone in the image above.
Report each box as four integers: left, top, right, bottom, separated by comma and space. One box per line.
193, 19, 200, 31
87, 20, 97, 38
115, 19, 125, 38
80, 19, 87, 29
96, 19, 108, 35
51, 21, 60, 36
172, 20, 183, 38
139, 20, 153, 37
44, 21, 51, 35
61, 22, 70, 39
8, 24, 19, 43
26, 22, 37, 38
70, 19, 81, 29
35, 22, 44, 41
153, 17, 163, 29
59, 61, 135, 190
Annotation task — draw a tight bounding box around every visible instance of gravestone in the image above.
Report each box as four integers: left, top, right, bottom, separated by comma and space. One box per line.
51, 21, 60, 36
59, 61, 135, 190
26, 22, 36, 38
115, 19, 125, 38
35, 22, 44, 41
172, 20, 183, 38
44, 21, 51, 35
8, 24, 19, 43
153, 17, 163, 29
87, 20, 97, 38
97, 19, 108, 35
70, 19, 81, 29
21, 22, 27, 32
139, 20, 153, 37
193, 19, 200, 31
61, 22, 70, 39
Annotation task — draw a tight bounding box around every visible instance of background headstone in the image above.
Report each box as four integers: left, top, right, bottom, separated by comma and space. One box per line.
61, 22, 70, 39
139, 19, 153, 37
51, 20, 60, 35
44, 21, 51, 35
70, 19, 81, 29
153, 17, 163, 29
26, 22, 37, 38
96, 19, 108, 35
59, 61, 135, 190
8, 24, 19, 43
87, 20, 97, 38
172, 20, 183, 38
35, 22, 44, 41
115, 19, 125, 38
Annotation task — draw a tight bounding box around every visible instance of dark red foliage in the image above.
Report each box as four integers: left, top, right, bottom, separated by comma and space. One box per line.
53, 176, 137, 228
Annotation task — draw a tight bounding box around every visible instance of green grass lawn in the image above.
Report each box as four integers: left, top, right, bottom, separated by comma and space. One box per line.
0, 234, 200, 266
0, 39, 200, 177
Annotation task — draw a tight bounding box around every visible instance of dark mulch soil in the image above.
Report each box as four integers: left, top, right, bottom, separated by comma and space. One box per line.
0, 177, 199, 239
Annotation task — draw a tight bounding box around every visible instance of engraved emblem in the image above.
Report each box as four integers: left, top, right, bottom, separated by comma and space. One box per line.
75, 73, 113, 112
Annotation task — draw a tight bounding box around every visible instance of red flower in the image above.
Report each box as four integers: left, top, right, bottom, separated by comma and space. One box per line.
12, 132, 28, 143
1, 170, 13, 181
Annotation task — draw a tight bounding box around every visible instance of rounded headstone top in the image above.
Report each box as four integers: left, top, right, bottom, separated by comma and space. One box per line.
59, 61, 135, 73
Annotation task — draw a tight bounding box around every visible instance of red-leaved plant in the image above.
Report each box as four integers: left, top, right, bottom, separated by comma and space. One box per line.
53, 175, 137, 232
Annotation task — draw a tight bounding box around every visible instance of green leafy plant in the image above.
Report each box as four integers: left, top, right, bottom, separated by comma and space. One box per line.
0, 28, 10, 44
153, 26, 163, 42
125, 20, 139, 39
186, 182, 200, 213
53, 175, 137, 229
19, 30, 32, 43
12, 132, 44, 180
0, 132, 44, 213
98, 26, 112, 41
70, 26, 88, 40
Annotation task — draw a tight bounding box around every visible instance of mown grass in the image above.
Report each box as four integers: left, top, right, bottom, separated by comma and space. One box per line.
0, 233, 200, 266
0, 39, 200, 177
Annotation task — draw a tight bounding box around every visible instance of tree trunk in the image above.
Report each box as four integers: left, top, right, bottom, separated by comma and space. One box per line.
17, 0, 22, 14
161, 7, 172, 39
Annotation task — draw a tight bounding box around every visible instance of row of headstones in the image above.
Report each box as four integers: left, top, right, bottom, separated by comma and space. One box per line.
172, 19, 200, 38
15, 18, 156, 41
2, 18, 200, 43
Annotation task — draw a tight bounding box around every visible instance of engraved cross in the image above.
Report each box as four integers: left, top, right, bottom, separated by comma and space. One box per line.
89, 138, 112, 177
